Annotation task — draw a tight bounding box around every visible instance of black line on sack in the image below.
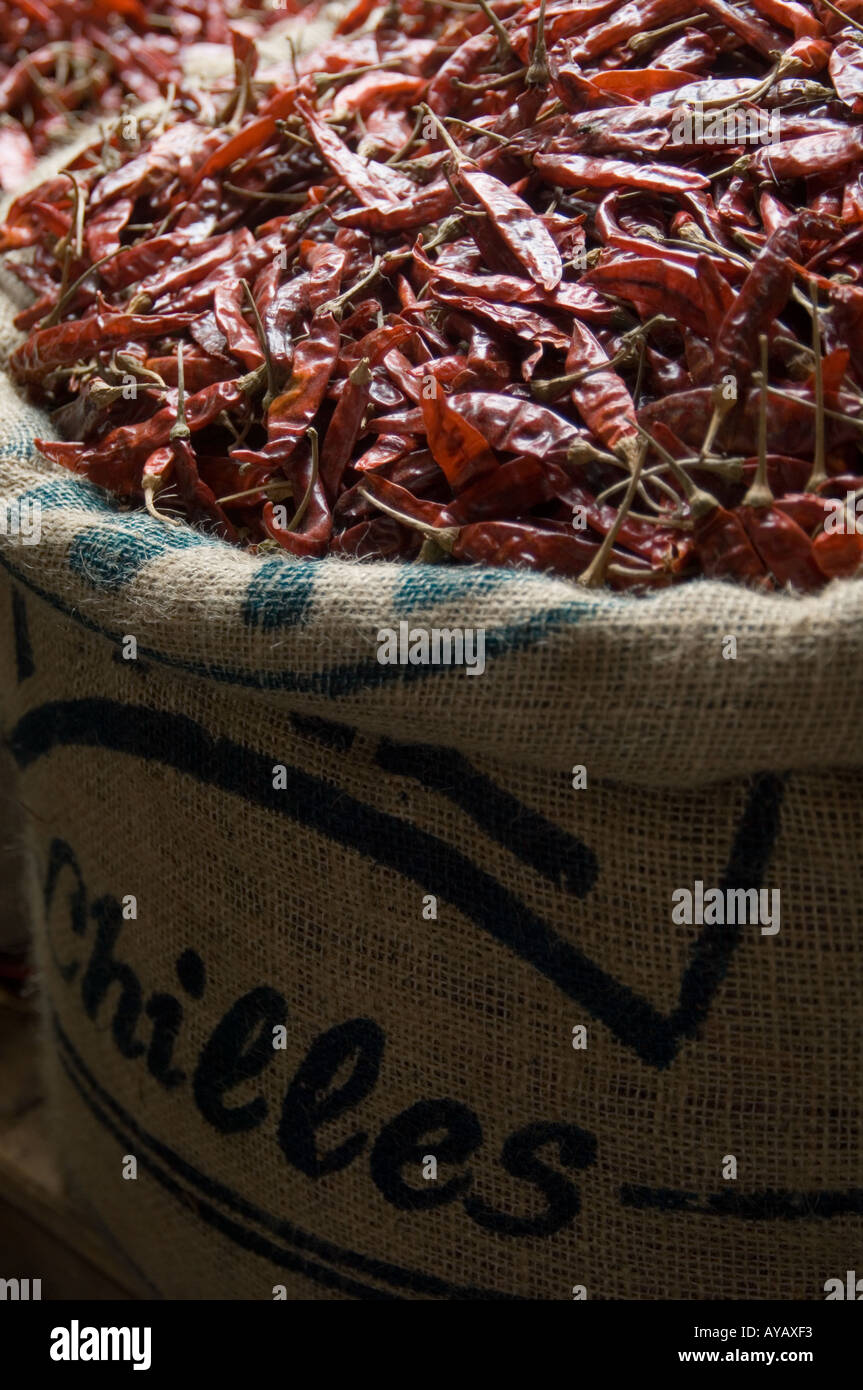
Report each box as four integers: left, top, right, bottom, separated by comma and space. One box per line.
111, 647, 151, 677
375, 739, 598, 898
620, 1185, 863, 1218
53, 1038, 399, 1301
12, 702, 784, 1068
15, 699, 678, 1066
52, 1012, 518, 1300
11, 587, 34, 681
670, 772, 786, 1040
290, 713, 357, 751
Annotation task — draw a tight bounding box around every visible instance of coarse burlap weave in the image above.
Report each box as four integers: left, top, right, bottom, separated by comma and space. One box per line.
0, 157, 861, 1301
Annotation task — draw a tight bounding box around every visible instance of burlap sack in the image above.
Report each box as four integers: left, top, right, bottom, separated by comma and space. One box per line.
0, 0, 344, 959
2, 75, 862, 1293
1, 360, 862, 1298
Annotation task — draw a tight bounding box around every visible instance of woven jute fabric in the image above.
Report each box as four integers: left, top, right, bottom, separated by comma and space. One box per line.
0, 150, 861, 1300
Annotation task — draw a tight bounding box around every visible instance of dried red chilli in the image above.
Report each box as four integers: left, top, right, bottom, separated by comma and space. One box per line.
4, 0, 863, 592
0, 1, 300, 191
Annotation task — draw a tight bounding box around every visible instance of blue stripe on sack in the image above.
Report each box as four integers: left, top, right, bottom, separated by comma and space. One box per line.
0, 543, 595, 688
392, 566, 517, 612
11, 469, 573, 619
242, 558, 316, 629
10, 476, 316, 615
13, 478, 226, 589
4, 474, 613, 648
69, 513, 220, 590
13, 475, 316, 618
17, 476, 115, 514
2, 422, 41, 461
0, 542, 594, 692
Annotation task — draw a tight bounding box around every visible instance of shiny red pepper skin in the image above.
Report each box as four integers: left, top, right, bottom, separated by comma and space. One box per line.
2, 0, 861, 596
11, 311, 196, 384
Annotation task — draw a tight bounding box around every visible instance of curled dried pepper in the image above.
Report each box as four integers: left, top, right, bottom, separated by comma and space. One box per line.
564, 320, 640, 466
421, 383, 498, 490
168, 346, 238, 543
321, 358, 372, 502
458, 167, 563, 293
534, 151, 709, 194
37, 372, 261, 492
586, 258, 710, 337
10, 310, 196, 384
237, 310, 341, 468
741, 127, 863, 181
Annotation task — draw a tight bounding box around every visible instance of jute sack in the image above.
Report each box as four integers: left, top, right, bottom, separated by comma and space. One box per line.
0, 0, 344, 963
2, 369, 862, 1301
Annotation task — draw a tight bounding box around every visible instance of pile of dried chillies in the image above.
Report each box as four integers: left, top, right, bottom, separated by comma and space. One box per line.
4, 0, 863, 591
0, 0, 299, 190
